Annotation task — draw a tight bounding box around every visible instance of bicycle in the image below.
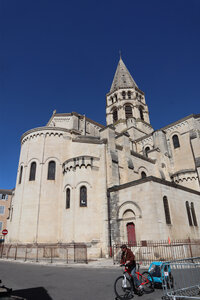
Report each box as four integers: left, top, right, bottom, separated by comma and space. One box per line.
114, 263, 154, 299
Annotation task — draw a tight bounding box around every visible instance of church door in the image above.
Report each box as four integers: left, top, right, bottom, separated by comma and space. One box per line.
127, 222, 136, 246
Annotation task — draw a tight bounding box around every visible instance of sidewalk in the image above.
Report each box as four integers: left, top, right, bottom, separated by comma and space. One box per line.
0, 257, 150, 270
0, 257, 119, 268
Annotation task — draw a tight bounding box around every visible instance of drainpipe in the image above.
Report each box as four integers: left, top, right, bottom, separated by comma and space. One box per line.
107, 189, 112, 257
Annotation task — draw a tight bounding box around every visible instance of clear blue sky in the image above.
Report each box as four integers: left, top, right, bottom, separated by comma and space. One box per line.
0, 0, 200, 189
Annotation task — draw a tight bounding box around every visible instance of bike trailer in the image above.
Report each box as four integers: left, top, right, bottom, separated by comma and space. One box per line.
148, 261, 172, 286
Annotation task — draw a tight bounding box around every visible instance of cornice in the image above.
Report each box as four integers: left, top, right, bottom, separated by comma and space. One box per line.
108, 176, 200, 195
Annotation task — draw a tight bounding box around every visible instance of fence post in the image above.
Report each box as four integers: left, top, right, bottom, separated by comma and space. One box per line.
36, 245, 39, 262
74, 244, 76, 262
188, 237, 193, 258
25, 246, 28, 262
66, 247, 68, 264
14, 245, 18, 260
50, 248, 53, 263
85, 245, 88, 264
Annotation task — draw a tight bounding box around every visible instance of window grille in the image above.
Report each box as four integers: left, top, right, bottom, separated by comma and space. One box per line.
186, 201, 193, 226
80, 186, 87, 207
172, 135, 180, 149
19, 166, 23, 184
0, 222, 2, 231
66, 188, 70, 209
163, 196, 171, 225
29, 162, 36, 181
125, 105, 133, 119
47, 161, 56, 180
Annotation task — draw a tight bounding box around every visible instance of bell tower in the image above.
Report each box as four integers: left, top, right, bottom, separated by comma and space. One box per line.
106, 57, 153, 138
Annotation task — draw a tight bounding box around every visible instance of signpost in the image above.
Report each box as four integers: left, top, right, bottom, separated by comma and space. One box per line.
2, 229, 8, 236
1, 229, 8, 258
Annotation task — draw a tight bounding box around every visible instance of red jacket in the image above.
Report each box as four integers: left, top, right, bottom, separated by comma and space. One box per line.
120, 248, 136, 268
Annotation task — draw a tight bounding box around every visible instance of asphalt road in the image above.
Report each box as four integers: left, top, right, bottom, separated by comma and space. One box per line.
0, 260, 163, 300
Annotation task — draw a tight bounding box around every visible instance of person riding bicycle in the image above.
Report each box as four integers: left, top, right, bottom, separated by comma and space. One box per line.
120, 244, 140, 290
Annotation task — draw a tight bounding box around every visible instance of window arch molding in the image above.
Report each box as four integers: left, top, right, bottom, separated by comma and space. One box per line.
44, 156, 61, 165
123, 102, 133, 109
117, 201, 142, 219
143, 145, 151, 157
75, 181, 92, 189
138, 166, 148, 178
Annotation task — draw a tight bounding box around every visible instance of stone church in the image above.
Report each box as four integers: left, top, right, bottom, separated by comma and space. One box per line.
7, 57, 200, 258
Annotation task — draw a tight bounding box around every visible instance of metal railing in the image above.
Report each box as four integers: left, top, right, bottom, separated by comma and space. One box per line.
113, 239, 200, 265
0, 243, 88, 264
162, 257, 200, 299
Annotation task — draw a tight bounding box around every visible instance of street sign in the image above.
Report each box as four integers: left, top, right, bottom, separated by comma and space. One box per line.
2, 229, 8, 235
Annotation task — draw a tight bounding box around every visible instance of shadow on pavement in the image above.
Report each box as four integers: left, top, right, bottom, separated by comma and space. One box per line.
12, 286, 53, 300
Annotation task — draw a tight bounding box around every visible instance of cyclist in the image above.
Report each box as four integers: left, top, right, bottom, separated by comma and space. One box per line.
120, 244, 141, 291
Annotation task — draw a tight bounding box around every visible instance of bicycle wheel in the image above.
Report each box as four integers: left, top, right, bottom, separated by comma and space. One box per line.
114, 275, 134, 300
140, 272, 154, 294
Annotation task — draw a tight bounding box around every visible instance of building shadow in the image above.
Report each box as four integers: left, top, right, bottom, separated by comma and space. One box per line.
12, 286, 53, 300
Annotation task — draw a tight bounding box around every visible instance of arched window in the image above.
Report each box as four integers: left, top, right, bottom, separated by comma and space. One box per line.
114, 94, 118, 102
125, 105, 133, 119
113, 108, 118, 122
80, 186, 87, 207
122, 91, 126, 99
66, 188, 70, 209
139, 106, 144, 120
47, 161, 56, 180
110, 97, 113, 104
128, 91, 131, 99
191, 202, 198, 226
172, 135, 180, 149
141, 171, 147, 179
19, 166, 23, 184
186, 201, 193, 226
145, 147, 150, 157
29, 162, 36, 181
163, 196, 171, 225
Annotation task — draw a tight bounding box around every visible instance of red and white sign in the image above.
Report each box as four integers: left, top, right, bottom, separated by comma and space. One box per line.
2, 229, 8, 235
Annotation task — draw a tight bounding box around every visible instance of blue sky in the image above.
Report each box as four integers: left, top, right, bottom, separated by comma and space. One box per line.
0, 0, 200, 189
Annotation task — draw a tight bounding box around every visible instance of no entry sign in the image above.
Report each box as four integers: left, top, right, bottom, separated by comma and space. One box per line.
2, 229, 8, 235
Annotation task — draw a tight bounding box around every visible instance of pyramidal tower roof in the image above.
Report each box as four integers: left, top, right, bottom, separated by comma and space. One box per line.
110, 57, 138, 93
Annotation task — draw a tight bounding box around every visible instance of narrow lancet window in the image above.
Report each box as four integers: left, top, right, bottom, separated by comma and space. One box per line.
145, 147, 150, 157
172, 135, 180, 149
186, 201, 193, 226
125, 105, 133, 119
66, 188, 70, 209
141, 171, 147, 179
113, 108, 118, 122
80, 186, 87, 207
163, 196, 171, 225
191, 202, 198, 226
29, 162, 36, 181
139, 106, 144, 120
19, 166, 23, 184
47, 161, 56, 180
